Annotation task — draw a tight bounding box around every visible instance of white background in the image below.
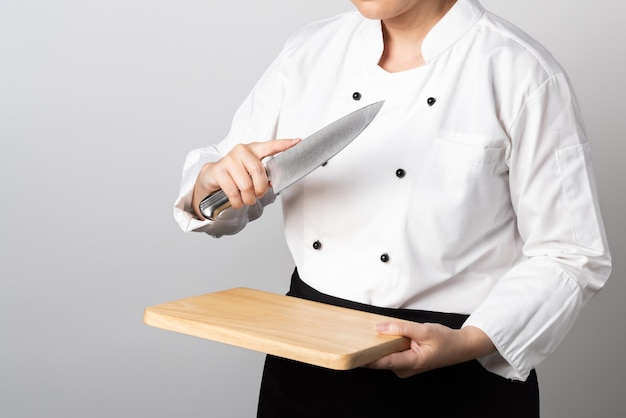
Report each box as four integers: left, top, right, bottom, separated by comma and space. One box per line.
1, 1, 624, 416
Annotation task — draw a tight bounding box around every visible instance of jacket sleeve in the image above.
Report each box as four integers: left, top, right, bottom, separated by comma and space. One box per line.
463, 73, 612, 380
173, 44, 290, 237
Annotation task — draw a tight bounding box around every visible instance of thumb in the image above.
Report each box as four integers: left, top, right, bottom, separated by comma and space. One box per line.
376, 321, 410, 336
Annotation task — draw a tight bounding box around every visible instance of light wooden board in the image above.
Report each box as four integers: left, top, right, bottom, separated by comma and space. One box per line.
143, 287, 410, 370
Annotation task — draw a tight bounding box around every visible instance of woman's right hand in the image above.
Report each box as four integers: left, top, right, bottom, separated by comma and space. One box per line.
192, 139, 300, 220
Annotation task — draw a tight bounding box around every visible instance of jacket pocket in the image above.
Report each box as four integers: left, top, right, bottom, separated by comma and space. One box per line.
434, 136, 506, 176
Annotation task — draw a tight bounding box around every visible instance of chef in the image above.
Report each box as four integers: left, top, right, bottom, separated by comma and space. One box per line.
174, 0, 612, 416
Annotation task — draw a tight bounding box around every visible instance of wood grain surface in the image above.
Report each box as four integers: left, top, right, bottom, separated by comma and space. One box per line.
143, 287, 411, 370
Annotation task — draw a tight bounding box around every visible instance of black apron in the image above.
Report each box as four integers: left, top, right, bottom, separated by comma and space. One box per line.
257, 269, 539, 418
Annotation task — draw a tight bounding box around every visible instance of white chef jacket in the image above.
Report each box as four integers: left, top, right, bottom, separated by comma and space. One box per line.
174, 0, 611, 381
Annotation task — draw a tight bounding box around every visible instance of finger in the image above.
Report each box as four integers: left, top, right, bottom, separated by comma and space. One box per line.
244, 139, 301, 200
212, 166, 245, 209
249, 138, 301, 160
226, 157, 264, 207
238, 151, 271, 199
218, 144, 266, 206
367, 349, 419, 373
211, 139, 301, 208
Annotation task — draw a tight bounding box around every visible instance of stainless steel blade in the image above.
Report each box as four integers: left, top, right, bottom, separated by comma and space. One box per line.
266, 100, 384, 194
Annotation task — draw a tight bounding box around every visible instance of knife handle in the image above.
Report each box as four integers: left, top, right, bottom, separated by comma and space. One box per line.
199, 190, 231, 221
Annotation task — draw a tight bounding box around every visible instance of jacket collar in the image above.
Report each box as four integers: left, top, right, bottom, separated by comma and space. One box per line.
422, 0, 484, 62
362, 0, 485, 65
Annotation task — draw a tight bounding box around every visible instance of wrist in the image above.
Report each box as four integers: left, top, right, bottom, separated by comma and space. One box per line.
457, 326, 496, 361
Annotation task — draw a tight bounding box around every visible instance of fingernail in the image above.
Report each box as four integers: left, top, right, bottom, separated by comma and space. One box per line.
376, 323, 389, 333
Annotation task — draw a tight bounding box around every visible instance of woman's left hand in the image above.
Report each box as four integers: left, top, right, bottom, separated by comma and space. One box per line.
366, 322, 496, 378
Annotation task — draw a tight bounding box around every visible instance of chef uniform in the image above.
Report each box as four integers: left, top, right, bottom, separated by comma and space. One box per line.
174, 0, 611, 416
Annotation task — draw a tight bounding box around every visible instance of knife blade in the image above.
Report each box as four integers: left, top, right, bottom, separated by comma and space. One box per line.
199, 100, 384, 220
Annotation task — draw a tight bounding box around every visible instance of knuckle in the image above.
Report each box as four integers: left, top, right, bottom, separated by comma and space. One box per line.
217, 158, 235, 173
238, 179, 254, 193
242, 195, 258, 206
212, 163, 228, 177
232, 143, 247, 153
224, 188, 240, 199
248, 163, 265, 176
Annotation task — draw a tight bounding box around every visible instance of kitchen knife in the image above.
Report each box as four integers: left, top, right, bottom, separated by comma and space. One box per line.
199, 100, 384, 220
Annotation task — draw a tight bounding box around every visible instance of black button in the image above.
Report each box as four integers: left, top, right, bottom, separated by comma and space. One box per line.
427, 97, 436, 106
352, 92, 362, 101
313, 240, 322, 250
395, 168, 406, 178
380, 253, 390, 263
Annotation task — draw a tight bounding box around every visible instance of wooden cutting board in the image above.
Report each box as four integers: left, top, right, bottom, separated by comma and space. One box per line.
143, 287, 410, 370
